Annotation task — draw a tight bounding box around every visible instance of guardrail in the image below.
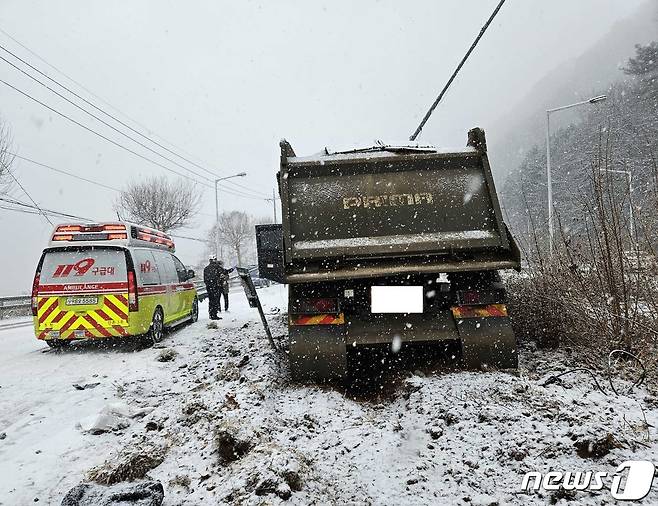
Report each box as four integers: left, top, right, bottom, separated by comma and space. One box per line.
0, 295, 31, 319
193, 280, 208, 301
193, 276, 242, 302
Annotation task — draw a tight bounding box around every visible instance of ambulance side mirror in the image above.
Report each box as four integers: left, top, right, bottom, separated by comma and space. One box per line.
186, 269, 195, 281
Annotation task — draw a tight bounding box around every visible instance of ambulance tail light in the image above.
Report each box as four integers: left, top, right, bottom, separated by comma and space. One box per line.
31, 272, 40, 316
102, 224, 126, 231
127, 270, 139, 312
56, 225, 82, 233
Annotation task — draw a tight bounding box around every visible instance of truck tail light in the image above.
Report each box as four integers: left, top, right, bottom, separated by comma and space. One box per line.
31, 273, 40, 316
291, 298, 339, 315
127, 270, 139, 312
461, 290, 481, 304
451, 304, 508, 319
457, 289, 505, 306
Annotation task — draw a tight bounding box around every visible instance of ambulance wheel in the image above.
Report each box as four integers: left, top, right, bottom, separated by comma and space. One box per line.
46, 340, 70, 349
149, 308, 165, 344
190, 297, 199, 323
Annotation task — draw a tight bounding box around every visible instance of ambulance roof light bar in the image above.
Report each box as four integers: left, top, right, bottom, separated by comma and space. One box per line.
130, 225, 175, 251
49, 222, 175, 252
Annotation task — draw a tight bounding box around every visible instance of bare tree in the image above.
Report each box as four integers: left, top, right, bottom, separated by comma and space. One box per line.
0, 118, 15, 196
212, 211, 254, 266
114, 175, 202, 232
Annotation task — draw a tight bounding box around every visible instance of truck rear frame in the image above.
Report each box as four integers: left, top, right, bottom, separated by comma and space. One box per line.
258, 128, 521, 382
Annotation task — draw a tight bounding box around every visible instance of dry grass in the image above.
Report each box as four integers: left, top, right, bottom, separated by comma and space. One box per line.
507, 131, 658, 372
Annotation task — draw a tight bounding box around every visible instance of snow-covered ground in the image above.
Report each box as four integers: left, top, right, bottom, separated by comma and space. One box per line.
1, 285, 658, 505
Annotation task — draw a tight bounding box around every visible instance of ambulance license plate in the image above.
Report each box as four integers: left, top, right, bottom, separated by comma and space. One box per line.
66, 296, 98, 306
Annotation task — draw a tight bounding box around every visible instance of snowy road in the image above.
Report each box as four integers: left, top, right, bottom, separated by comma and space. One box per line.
2, 285, 658, 505
0, 286, 286, 505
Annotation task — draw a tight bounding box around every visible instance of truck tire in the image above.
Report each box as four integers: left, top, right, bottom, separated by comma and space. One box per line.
458, 317, 518, 369
289, 324, 347, 382
451, 270, 518, 369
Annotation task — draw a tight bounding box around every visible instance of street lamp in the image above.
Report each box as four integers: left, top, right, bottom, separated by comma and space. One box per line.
600, 168, 634, 242
214, 172, 247, 258
546, 95, 607, 253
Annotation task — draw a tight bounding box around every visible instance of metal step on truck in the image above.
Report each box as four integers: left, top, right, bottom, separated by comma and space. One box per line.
256, 128, 521, 382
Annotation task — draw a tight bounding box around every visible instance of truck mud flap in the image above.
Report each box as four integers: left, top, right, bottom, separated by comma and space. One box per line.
289, 325, 346, 382
457, 317, 518, 369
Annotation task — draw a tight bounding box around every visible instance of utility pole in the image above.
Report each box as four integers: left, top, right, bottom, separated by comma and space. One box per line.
265, 188, 278, 223
272, 188, 277, 223
214, 180, 220, 259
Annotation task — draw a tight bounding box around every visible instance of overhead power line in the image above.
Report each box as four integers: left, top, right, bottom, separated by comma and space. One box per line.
0, 52, 218, 184
10, 150, 267, 202
0, 27, 176, 148
0, 33, 273, 197
9, 152, 121, 192
409, 0, 508, 141
0, 34, 275, 202
0, 75, 270, 200
170, 233, 208, 243
0, 29, 220, 179
0, 78, 215, 188
0, 196, 87, 221
221, 178, 270, 198
0, 204, 40, 215
8, 152, 269, 239
4, 170, 53, 225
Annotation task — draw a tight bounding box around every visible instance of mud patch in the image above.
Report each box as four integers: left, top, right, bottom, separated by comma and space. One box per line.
88, 443, 168, 485
574, 433, 621, 459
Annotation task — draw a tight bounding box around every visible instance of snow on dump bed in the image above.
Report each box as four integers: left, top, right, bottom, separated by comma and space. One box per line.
294, 229, 497, 251
2, 286, 658, 504
290, 145, 478, 164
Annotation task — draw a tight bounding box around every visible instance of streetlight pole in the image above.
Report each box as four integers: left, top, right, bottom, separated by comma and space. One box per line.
214, 172, 247, 258
600, 168, 634, 242
546, 94, 607, 254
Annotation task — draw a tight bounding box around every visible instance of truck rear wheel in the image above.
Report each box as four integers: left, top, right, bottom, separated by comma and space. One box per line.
451, 271, 518, 369
289, 324, 347, 383
458, 317, 518, 369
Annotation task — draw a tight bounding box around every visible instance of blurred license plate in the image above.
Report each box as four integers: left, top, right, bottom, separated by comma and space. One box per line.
371, 286, 423, 313
66, 296, 98, 306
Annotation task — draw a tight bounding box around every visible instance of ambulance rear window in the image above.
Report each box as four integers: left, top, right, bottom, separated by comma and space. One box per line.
40, 248, 128, 285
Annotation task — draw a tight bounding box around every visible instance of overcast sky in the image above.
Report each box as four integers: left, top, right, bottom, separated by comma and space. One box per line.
0, 0, 648, 294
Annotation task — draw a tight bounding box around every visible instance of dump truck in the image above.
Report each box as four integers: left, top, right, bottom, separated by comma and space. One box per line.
256, 128, 521, 382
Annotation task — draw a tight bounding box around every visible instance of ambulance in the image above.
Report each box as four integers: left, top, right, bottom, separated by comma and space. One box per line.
31, 222, 199, 347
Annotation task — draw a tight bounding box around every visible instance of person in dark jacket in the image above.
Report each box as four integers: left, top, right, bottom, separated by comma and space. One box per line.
203, 256, 223, 320
217, 260, 235, 311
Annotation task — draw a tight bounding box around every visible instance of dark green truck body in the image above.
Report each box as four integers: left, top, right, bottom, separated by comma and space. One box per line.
257, 128, 521, 382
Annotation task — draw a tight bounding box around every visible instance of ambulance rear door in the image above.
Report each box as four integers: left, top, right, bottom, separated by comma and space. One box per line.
36, 247, 130, 338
